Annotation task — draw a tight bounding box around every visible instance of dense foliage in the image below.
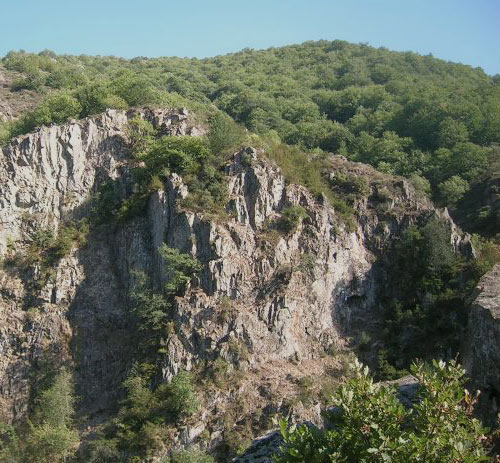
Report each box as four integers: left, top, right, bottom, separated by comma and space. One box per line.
87, 369, 199, 461
370, 216, 500, 379
0, 369, 79, 463
1, 41, 499, 214
374, 218, 465, 376
85, 244, 204, 462
275, 360, 489, 463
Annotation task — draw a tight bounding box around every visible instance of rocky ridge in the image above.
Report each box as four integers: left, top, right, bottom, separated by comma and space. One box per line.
0, 108, 474, 458
463, 263, 500, 421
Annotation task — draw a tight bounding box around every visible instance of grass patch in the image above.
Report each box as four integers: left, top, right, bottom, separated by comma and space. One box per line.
264, 142, 356, 228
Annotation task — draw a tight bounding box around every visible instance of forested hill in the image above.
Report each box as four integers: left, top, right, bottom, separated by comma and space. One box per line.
1, 40, 500, 463
1, 40, 500, 225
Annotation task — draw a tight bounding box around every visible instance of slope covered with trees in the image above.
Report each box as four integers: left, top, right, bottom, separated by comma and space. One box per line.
1, 40, 500, 219
1, 41, 499, 462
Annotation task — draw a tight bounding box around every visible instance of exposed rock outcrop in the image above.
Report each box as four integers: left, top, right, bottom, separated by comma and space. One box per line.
463, 264, 500, 411
0, 108, 202, 420
0, 108, 473, 457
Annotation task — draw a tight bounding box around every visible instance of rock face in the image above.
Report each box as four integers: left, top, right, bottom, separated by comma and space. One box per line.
0, 108, 472, 455
0, 108, 203, 420
463, 264, 500, 403
232, 430, 285, 463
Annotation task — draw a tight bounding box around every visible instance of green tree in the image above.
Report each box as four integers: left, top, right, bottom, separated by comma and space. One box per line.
208, 112, 246, 153
277, 205, 307, 234
274, 360, 488, 463
437, 117, 469, 148
157, 371, 199, 420
76, 81, 129, 116
438, 175, 470, 204
158, 244, 202, 294
24, 369, 79, 463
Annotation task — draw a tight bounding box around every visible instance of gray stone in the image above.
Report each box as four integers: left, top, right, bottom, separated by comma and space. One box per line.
463, 264, 500, 395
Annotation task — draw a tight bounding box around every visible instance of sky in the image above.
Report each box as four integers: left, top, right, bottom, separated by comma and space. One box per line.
1, 0, 499, 75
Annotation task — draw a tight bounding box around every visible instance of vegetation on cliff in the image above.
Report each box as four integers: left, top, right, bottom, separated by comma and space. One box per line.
1, 41, 499, 221
0, 40, 499, 462
0, 369, 79, 462
275, 360, 489, 463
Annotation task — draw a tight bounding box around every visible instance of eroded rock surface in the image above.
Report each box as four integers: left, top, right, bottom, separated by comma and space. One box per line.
0, 108, 473, 456
464, 264, 500, 401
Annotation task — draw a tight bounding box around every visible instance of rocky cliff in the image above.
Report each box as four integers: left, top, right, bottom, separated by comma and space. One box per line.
463, 264, 500, 420
0, 108, 473, 457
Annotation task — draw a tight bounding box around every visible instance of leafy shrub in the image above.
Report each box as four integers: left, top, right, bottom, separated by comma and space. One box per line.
208, 112, 246, 154
11, 67, 45, 91
131, 270, 171, 333
158, 244, 202, 293
33, 369, 76, 428
438, 175, 470, 204
10, 92, 82, 136
109, 72, 162, 107
138, 136, 208, 174
86, 437, 121, 463
104, 369, 197, 459
23, 423, 79, 463
330, 196, 355, 230
75, 81, 121, 116
277, 205, 307, 234
126, 116, 156, 153
45, 66, 88, 89
409, 173, 431, 197
470, 234, 500, 279
90, 179, 123, 224
274, 360, 488, 463
0, 121, 11, 146
157, 371, 199, 420
329, 171, 369, 198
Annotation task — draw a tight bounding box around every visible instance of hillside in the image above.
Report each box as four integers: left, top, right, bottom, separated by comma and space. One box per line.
0, 41, 499, 462
1, 40, 500, 226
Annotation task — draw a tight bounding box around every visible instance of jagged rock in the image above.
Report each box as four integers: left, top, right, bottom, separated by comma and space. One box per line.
232, 430, 284, 463
381, 374, 419, 408
0, 108, 203, 418
463, 264, 500, 405
0, 108, 472, 457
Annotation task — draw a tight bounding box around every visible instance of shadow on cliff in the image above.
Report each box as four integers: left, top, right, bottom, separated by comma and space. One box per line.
329, 262, 384, 363
66, 223, 138, 422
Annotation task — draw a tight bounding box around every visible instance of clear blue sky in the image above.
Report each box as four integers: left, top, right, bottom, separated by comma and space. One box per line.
1, 0, 499, 75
